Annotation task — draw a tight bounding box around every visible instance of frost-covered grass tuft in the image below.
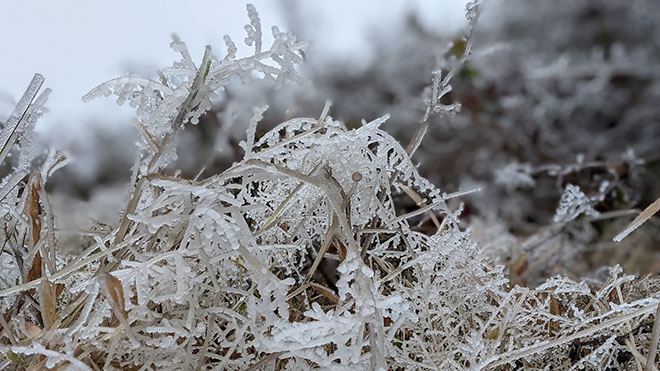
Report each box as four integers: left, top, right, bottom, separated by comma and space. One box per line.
1, 3, 660, 370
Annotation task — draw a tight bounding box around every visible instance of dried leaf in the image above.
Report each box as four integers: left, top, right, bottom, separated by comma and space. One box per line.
509, 254, 528, 287
23, 321, 42, 339
26, 173, 42, 246
28, 251, 42, 283
55, 283, 65, 298
548, 296, 563, 333
40, 279, 59, 329
549, 296, 563, 316
103, 273, 126, 319
486, 327, 500, 340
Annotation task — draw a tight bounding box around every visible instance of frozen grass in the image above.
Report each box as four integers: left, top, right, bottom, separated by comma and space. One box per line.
1, 2, 660, 370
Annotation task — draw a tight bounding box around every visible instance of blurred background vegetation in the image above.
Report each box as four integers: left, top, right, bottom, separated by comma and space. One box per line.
19, 0, 660, 286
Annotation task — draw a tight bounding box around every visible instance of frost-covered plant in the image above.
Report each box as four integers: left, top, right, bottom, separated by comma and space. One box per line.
2, 2, 660, 370
553, 184, 600, 223
0, 73, 68, 311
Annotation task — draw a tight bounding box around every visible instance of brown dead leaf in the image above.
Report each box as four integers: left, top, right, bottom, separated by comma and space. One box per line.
549, 296, 563, 316
25, 174, 43, 292
103, 273, 127, 319
23, 321, 42, 339
486, 327, 500, 340
25, 173, 42, 246
28, 251, 42, 283
548, 296, 563, 333
509, 254, 528, 287
55, 283, 65, 298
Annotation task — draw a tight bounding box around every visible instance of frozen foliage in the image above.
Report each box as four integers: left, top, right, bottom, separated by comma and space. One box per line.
494, 161, 535, 191
81, 3, 306, 175
553, 184, 600, 223
1, 3, 660, 370
233, 0, 659, 285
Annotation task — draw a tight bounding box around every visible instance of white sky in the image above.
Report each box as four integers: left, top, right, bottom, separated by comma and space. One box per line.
0, 1, 468, 132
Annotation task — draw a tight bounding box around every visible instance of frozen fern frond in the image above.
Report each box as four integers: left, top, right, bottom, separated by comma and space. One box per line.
553, 183, 600, 223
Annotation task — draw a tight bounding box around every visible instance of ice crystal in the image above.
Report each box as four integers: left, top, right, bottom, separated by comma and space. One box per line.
553, 184, 600, 223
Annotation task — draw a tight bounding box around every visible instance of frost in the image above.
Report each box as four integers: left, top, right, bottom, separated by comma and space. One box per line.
238, 105, 268, 158
553, 184, 600, 223
494, 161, 536, 190
82, 4, 306, 175
2, 2, 660, 370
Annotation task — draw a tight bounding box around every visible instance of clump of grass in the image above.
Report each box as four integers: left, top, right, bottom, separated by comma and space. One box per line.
1, 3, 660, 370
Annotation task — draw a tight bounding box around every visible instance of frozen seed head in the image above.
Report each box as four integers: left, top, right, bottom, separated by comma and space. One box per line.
352, 172, 363, 182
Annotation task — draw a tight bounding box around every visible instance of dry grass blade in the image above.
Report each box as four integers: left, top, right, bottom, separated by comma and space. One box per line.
388, 187, 480, 225
0, 243, 122, 298
40, 279, 59, 329
613, 197, 660, 242
483, 301, 660, 368
245, 352, 284, 371
103, 47, 215, 271
0, 74, 44, 165
398, 183, 441, 230
616, 284, 644, 370
647, 302, 660, 371
256, 161, 322, 236
305, 215, 338, 284
309, 282, 339, 304
23, 321, 42, 339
